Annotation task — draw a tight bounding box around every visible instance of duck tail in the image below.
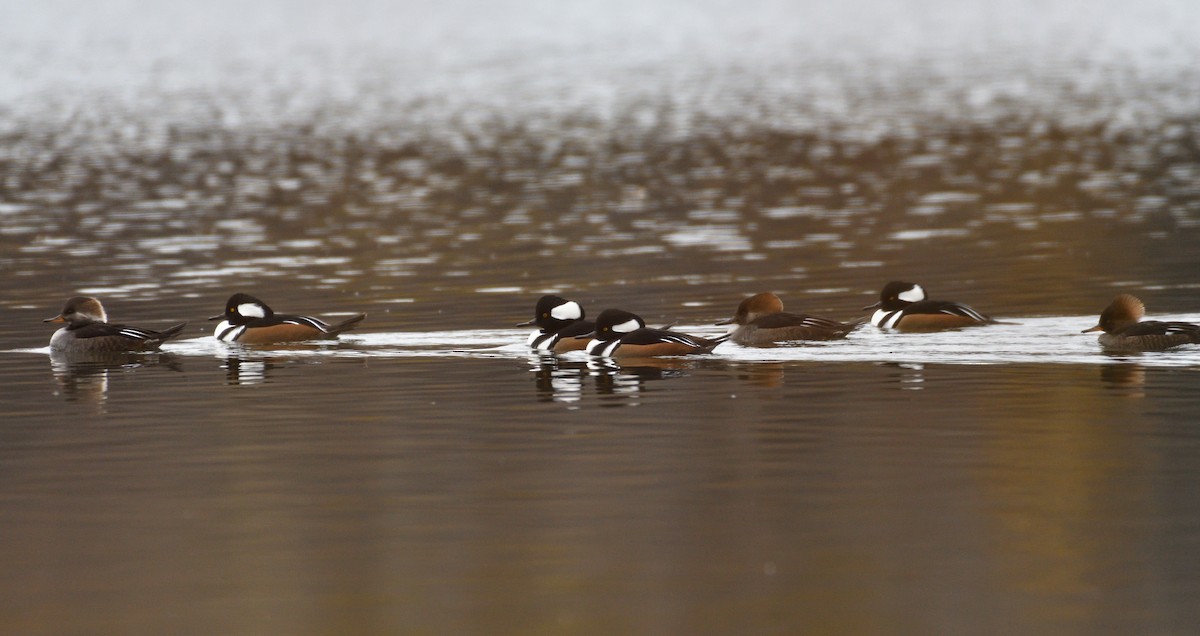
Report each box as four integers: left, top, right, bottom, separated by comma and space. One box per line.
158, 322, 188, 341
325, 313, 367, 335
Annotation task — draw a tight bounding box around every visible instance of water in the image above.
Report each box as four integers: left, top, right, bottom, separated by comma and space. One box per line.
4, 0, 1200, 633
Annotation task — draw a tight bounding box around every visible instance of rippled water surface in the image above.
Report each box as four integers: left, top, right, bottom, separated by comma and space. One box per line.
4, 0, 1200, 633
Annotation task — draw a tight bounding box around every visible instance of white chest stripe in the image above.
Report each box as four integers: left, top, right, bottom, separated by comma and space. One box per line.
215, 321, 246, 342
871, 309, 903, 329
530, 331, 556, 350
586, 338, 622, 356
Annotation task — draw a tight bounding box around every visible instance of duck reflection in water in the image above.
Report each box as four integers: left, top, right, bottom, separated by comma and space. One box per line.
527, 353, 585, 405
49, 350, 182, 407
587, 357, 697, 406
730, 362, 786, 389
526, 353, 701, 405
878, 361, 926, 391
219, 355, 273, 386
1099, 363, 1146, 398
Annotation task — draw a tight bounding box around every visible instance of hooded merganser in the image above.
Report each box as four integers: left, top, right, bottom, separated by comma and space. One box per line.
717, 292, 859, 346
44, 296, 186, 353
584, 308, 727, 358
517, 295, 595, 353
210, 293, 366, 344
1083, 294, 1200, 352
864, 281, 994, 331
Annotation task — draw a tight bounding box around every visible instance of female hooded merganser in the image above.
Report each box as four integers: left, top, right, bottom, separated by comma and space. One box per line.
210, 293, 366, 344
717, 292, 859, 346
44, 296, 186, 353
517, 295, 595, 353
865, 281, 994, 331
1083, 294, 1200, 352
585, 308, 727, 358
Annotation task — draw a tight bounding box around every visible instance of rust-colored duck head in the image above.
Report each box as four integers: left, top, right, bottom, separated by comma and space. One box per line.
717, 292, 786, 326
1083, 294, 1145, 334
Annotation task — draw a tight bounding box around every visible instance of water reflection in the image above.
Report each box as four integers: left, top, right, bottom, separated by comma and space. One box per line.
1099, 364, 1146, 398
527, 353, 584, 405
895, 362, 926, 391
211, 339, 372, 385
730, 362, 786, 389
219, 355, 271, 386
588, 357, 702, 406
48, 351, 182, 407
527, 353, 716, 406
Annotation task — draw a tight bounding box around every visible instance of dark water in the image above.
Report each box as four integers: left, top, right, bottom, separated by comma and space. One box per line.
4, 0, 1200, 633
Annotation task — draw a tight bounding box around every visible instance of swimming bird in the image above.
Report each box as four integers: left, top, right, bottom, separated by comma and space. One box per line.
585, 308, 727, 358
210, 293, 366, 344
44, 296, 186, 353
1083, 294, 1200, 352
865, 281, 993, 331
717, 292, 859, 345
518, 295, 594, 353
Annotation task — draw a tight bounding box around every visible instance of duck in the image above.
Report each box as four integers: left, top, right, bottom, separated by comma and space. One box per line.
717, 292, 859, 345
517, 295, 594, 353
865, 281, 993, 331
210, 293, 366, 344
1083, 294, 1200, 351
585, 308, 727, 358
44, 296, 186, 353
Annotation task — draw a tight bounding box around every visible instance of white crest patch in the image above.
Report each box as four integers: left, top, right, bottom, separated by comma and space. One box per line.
898, 285, 925, 303
612, 318, 642, 334
236, 302, 266, 318
550, 301, 582, 321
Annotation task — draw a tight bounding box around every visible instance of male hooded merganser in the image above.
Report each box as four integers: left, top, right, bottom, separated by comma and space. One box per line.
210, 293, 366, 344
517, 295, 595, 353
717, 292, 859, 346
584, 308, 727, 358
1083, 294, 1200, 352
865, 281, 994, 331
44, 296, 186, 353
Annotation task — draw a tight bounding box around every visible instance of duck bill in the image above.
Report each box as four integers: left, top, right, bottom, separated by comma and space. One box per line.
1081, 325, 1103, 333
515, 319, 536, 327
43, 314, 66, 323
862, 301, 882, 311
207, 314, 224, 321
573, 330, 597, 339
714, 317, 735, 326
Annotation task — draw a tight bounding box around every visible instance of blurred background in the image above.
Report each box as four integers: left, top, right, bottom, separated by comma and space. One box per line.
2, 0, 1198, 333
